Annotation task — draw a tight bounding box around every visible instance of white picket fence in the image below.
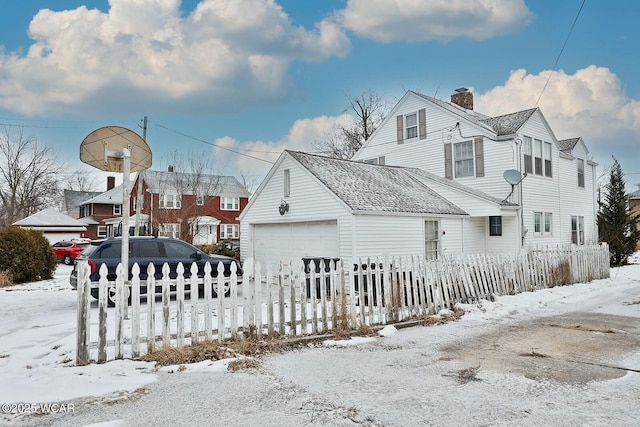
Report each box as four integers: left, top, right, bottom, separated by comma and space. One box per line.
76, 244, 610, 365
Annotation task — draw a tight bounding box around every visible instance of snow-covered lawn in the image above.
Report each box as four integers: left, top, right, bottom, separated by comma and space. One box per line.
2, 262, 640, 426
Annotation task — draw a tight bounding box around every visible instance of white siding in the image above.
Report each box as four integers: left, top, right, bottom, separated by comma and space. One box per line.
351, 215, 426, 260
518, 114, 563, 247
241, 156, 353, 263
558, 141, 598, 245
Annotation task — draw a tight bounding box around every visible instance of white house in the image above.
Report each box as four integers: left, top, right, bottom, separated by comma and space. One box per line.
13, 208, 87, 243
240, 151, 522, 271
352, 88, 598, 248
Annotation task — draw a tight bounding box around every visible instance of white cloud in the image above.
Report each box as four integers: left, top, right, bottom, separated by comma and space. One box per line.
0, 0, 350, 115
334, 0, 531, 43
213, 114, 353, 179
475, 66, 640, 173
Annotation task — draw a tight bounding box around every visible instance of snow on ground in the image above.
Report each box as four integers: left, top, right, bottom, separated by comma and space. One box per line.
1, 261, 640, 426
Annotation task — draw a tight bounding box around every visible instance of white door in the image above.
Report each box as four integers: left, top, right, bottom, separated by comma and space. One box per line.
253, 220, 338, 271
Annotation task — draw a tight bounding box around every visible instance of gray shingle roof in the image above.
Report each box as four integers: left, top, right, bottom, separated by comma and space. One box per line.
287, 151, 467, 215
64, 189, 101, 213
411, 90, 537, 136
479, 108, 537, 136
557, 138, 580, 153
143, 170, 251, 197
406, 168, 518, 207
80, 184, 128, 205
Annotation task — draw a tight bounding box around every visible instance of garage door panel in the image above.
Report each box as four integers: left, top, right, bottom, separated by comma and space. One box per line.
253, 221, 338, 270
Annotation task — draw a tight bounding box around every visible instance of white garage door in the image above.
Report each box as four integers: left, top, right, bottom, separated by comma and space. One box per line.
253, 220, 338, 270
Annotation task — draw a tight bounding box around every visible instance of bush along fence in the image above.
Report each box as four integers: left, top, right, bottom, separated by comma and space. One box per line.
76, 243, 610, 365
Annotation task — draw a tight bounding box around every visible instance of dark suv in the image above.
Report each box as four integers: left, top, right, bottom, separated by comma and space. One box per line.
70, 236, 242, 305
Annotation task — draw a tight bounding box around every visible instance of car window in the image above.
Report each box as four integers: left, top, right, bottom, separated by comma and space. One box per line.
96, 242, 121, 259
77, 243, 89, 249
163, 240, 199, 259
131, 240, 162, 258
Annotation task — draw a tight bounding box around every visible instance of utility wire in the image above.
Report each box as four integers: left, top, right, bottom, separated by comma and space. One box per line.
536, 0, 586, 107
155, 123, 274, 164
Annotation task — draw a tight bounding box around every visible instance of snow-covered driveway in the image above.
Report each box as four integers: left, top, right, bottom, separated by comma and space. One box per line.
2, 264, 640, 426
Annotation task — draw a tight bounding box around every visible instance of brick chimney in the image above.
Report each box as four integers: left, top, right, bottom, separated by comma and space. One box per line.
107, 176, 115, 190
168, 165, 174, 172
451, 87, 473, 110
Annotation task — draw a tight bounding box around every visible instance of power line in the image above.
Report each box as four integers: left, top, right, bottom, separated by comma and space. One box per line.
536, 0, 586, 107
155, 123, 274, 164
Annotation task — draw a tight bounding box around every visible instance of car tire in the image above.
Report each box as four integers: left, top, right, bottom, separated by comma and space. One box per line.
63, 254, 72, 265
212, 280, 231, 298
107, 285, 131, 307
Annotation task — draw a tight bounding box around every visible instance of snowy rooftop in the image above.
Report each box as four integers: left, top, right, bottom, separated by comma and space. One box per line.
13, 208, 87, 227
144, 170, 251, 197
288, 151, 468, 215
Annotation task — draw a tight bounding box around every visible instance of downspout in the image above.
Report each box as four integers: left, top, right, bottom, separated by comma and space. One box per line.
515, 136, 525, 251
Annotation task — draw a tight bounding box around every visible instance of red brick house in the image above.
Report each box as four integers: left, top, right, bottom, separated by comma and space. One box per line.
77, 177, 126, 240
129, 167, 251, 246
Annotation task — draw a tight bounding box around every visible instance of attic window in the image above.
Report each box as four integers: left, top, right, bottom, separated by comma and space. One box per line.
284, 169, 290, 197
405, 113, 418, 139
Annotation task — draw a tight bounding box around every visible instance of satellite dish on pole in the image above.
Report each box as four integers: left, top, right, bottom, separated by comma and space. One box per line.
80, 126, 152, 173
502, 169, 526, 203
80, 126, 151, 324
503, 169, 524, 185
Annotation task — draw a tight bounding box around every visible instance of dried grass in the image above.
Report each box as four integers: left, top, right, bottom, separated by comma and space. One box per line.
141, 336, 287, 370
0, 271, 13, 288
419, 306, 465, 326
455, 366, 481, 384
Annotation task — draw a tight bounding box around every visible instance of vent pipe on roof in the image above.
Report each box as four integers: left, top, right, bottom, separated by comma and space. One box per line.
451, 87, 473, 110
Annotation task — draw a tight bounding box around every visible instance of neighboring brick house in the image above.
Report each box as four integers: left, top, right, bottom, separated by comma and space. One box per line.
130, 167, 251, 246
629, 186, 640, 250
77, 176, 128, 240
63, 189, 101, 219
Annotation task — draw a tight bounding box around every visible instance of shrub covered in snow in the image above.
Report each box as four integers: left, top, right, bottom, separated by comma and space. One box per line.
0, 226, 57, 283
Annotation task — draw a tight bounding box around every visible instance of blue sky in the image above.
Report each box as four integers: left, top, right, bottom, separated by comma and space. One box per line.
1, 0, 639, 190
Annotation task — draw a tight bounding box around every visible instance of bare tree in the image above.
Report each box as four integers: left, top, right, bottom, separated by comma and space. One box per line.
239, 170, 258, 195
153, 151, 221, 244
0, 127, 60, 226
68, 170, 101, 191
314, 90, 390, 159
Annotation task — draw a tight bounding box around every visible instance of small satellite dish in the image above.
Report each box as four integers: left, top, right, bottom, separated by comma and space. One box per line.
503, 169, 523, 185
80, 126, 152, 173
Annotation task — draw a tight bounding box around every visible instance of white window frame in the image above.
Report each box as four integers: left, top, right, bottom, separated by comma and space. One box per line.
220, 224, 239, 239
534, 212, 553, 236
159, 193, 181, 209
489, 216, 502, 236
544, 142, 552, 177
113, 204, 122, 215
405, 113, 418, 140
523, 136, 533, 174
534, 139, 543, 175
454, 140, 474, 178
97, 226, 107, 238
571, 215, 585, 245
220, 196, 239, 211
284, 169, 290, 197
196, 193, 205, 206
577, 159, 585, 188
544, 212, 552, 234
425, 220, 439, 260
158, 223, 180, 238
